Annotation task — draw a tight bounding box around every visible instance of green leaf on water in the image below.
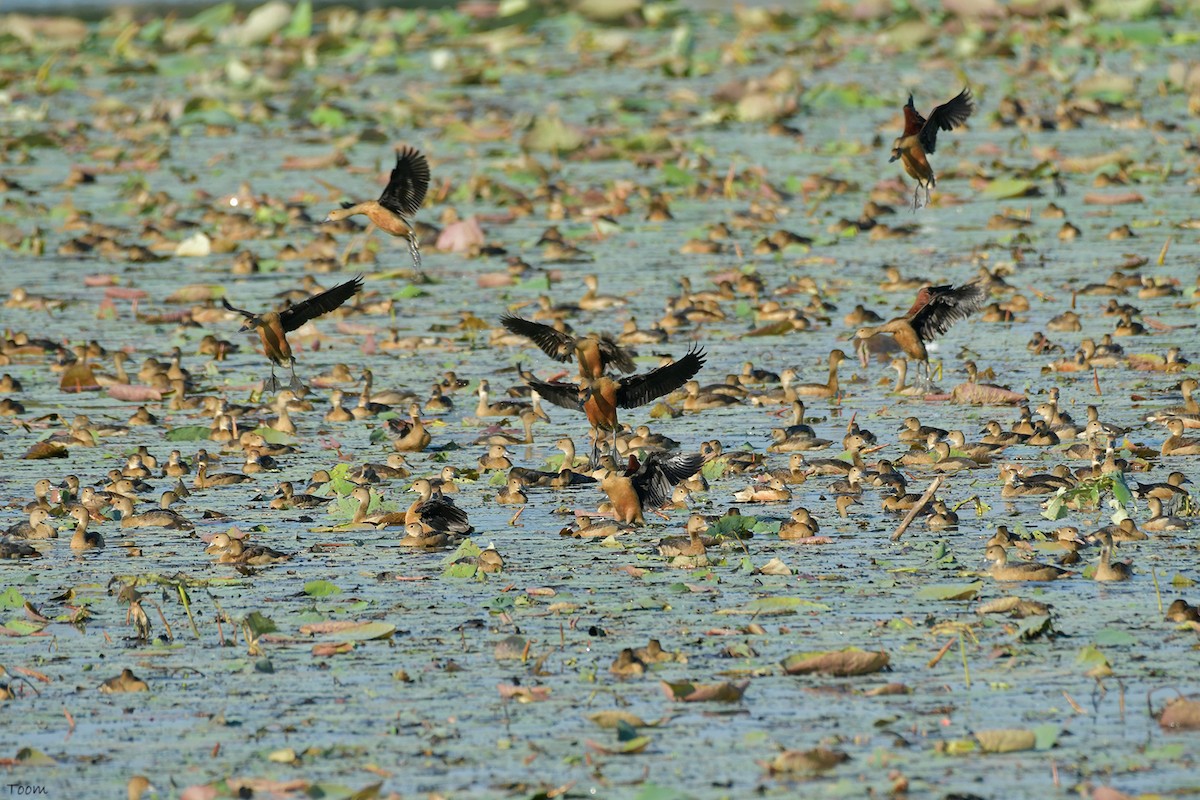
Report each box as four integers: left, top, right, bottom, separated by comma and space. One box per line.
394, 284, 427, 299
165, 424, 213, 442
1016, 615, 1052, 641
701, 457, 728, 481
244, 612, 277, 637
444, 562, 480, 579
1, 619, 44, 636
662, 164, 697, 188
982, 177, 1037, 199
915, 582, 982, 601
633, 784, 690, 800
1041, 492, 1066, 521
326, 463, 358, 497
0, 587, 26, 610
250, 426, 296, 445
717, 597, 829, 615
304, 580, 342, 598
707, 513, 757, 537
1032, 724, 1059, 750
1170, 573, 1195, 588
1075, 644, 1109, 668
1094, 628, 1136, 647
309, 105, 348, 130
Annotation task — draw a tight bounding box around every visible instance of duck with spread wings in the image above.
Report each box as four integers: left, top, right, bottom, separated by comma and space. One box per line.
324, 146, 431, 277
222, 275, 363, 392
521, 347, 706, 465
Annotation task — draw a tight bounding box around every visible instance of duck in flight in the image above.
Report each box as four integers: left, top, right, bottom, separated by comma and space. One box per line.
222, 275, 363, 392
890, 88, 975, 209
324, 146, 431, 277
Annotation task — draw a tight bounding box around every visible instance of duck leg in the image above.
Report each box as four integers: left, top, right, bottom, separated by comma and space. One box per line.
288, 362, 305, 393
406, 227, 427, 282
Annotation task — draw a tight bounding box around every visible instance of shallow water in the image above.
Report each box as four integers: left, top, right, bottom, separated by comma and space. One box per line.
1, 3, 1199, 799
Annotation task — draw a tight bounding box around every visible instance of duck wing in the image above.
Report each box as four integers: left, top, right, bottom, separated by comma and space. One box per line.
521, 375, 585, 411
919, 88, 974, 155
900, 95, 926, 137
910, 280, 987, 342
631, 452, 705, 509
279, 275, 364, 332
501, 315, 576, 362
377, 145, 430, 218
615, 347, 706, 409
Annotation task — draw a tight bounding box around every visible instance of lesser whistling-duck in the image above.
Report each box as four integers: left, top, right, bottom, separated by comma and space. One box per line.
889, 88, 975, 209
222, 275, 363, 392
323, 146, 431, 277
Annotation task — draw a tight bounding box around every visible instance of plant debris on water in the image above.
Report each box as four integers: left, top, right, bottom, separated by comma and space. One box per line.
1, 1, 1199, 798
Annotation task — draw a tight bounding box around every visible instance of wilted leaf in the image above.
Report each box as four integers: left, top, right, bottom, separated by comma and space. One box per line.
587, 711, 653, 729
781, 648, 889, 676
303, 580, 342, 598
521, 112, 584, 154
758, 747, 849, 775
175, 232, 212, 257
1159, 697, 1200, 730
23, 441, 69, 460
660, 679, 749, 703
586, 735, 652, 755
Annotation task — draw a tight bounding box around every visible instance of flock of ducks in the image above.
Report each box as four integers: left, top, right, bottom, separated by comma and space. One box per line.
2, 232, 1195, 602
3, 94, 1200, 708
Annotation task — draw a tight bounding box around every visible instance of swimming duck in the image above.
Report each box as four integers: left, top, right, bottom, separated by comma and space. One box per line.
194, 461, 254, 489
113, 496, 193, 530
985, 545, 1069, 582
1142, 497, 1189, 532
407, 479, 472, 534
399, 521, 453, 549
496, 477, 528, 505
478, 444, 513, 472
779, 507, 819, 539
1092, 532, 1132, 582
732, 477, 791, 503
6, 508, 56, 539
1161, 418, 1200, 456
0, 538, 41, 559
390, 403, 431, 452
205, 532, 289, 564
791, 349, 846, 398
270, 481, 328, 510
69, 505, 104, 551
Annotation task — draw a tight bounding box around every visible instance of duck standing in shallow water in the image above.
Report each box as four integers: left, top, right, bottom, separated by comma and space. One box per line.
323, 146, 431, 277
222, 275, 363, 392
600, 452, 705, 526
